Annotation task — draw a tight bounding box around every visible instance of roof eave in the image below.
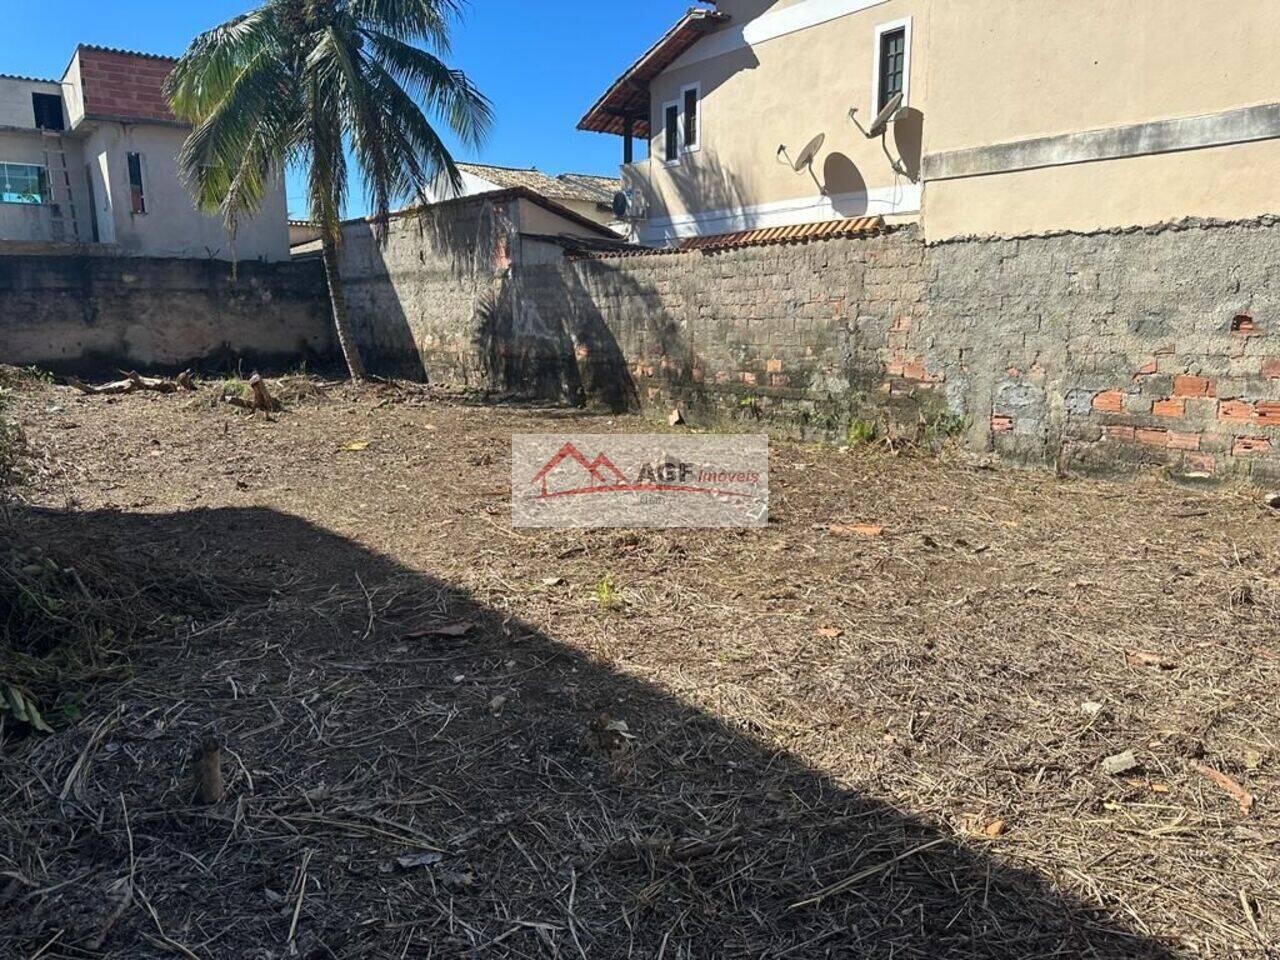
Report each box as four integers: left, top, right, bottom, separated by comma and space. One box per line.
577, 7, 730, 138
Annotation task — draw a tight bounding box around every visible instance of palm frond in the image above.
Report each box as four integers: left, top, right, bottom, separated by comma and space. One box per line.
363, 29, 491, 149
347, 0, 462, 49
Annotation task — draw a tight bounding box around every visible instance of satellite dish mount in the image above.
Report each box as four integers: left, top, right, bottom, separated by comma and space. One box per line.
848, 92, 909, 176
776, 132, 827, 193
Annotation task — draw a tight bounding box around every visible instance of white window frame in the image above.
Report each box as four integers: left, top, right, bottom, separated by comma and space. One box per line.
871, 16, 913, 114
679, 82, 702, 155
661, 99, 681, 167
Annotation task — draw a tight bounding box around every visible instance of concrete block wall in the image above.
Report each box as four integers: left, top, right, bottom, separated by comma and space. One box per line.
924, 218, 1280, 479
340, 196, 1280, 479
524, 233, 934, 436
0, 254, 333, 374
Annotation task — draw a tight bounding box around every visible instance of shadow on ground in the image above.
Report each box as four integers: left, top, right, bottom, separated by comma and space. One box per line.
1, 504, 1177, 959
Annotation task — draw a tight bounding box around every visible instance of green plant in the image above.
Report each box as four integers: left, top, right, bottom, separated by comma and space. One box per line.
0, 684, 52, 734
595, 574, 618, 611
166, 0, 491, 380
845, 417, 878, 446
925, 411, 968, 442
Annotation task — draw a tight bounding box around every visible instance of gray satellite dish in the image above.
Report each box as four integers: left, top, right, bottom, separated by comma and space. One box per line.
792, 133, 826, 172
866, 91, 904, 138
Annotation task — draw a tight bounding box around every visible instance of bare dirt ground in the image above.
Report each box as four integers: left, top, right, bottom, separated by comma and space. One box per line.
2, 375, 1278, 959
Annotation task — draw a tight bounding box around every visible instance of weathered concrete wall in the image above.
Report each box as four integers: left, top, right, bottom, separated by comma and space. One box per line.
342, 194, 1280, 480
338, 198, 636, 405
0, 254, 333, 374
536, 217, 1280, 480
924, 218, 1280, 480
523, 232, 932, 436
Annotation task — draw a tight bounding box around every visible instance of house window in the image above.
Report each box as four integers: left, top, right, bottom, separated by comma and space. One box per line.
877, 28, 906, 110
0, 162, 48, 204
682, 84, 700, 153
663, 101, 680, 164
873, 18, 912, 114
32, 93, 65, 131
127, 152, 147, 214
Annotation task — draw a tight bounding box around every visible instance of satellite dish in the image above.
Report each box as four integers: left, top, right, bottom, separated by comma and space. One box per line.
792, 133, 826, 172
612, 190, 630, 219
866, 91, 904, 138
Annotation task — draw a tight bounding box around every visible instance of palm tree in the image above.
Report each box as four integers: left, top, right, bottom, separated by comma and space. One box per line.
166, 0, 491, 380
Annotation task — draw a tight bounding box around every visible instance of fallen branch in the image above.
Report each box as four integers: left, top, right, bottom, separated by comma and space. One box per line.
68, 370, 196, 396
222, 373, 280, 413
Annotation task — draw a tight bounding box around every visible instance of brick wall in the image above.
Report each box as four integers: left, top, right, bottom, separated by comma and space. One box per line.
1, 254, 333, 374
341, 196, 1280, 480
77, 47, 177, 124
925, 219, 1280, 480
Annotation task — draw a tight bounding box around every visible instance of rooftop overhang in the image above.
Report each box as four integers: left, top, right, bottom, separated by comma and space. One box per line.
577, 6, 729, 138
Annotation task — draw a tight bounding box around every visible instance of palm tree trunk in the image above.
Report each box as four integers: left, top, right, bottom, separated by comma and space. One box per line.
321, 235, 366, 381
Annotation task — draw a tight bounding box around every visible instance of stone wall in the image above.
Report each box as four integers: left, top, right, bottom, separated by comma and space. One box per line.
338, 199, 636, 405
340, 195, 1280, 480
1, 254, 333, 374
925, 218, 1280, 479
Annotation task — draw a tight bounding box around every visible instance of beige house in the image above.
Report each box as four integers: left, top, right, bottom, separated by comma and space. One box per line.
581, 0, 1280, 243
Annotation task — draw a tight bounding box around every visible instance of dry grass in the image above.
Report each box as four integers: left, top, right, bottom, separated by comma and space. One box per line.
0, 374, 1277, 958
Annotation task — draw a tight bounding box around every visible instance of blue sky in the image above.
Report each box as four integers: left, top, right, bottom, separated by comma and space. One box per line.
0, 0, 689, 218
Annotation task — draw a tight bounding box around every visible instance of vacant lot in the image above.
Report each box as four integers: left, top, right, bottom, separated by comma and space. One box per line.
2, 376, 1278, 958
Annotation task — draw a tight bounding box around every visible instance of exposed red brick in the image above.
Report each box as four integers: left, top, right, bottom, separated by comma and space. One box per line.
1262, 358, 1280, 379
1173, 374, 1216, 398
1231, 314, 1260, 335
1092, 390, 1125, 413
890, 316, 911, 332
990, 415, 1014, 433
1233, 436, 1272, 455
902, 360, 928, 381
741, 371, 757, 385
1166, 430, 1201, 451
1218, 399, 1254, 422
77, 47, 178, 123
1151, 398, 1185, 417
1255, 401, 1280, 425
770, 373, 790, 388
766, 358, 783, 373
1135, 427, 1168, 446
1133, 359, 1158, 377
1104, 424, 1135, 442
885, 359, 906, 377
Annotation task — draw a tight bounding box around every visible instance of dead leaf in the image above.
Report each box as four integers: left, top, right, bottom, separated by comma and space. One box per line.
342, 439, 371, 451
816, 626, 844, 638
1126, 650, 1174, 670
540, 577, 566, 587
395, 852, 443, 870
488, 694, 508, 714
1150, 782, 1171, 794
403, 622, 474, 641
1193, 762, 1254, 814
1102, 750, 1140, 775
984, 819, 1007, 838
828, 523, 884, 538
668, 408, 685, 426
1244, 749, 1263, 771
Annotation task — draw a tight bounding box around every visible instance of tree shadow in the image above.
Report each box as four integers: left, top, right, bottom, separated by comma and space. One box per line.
1, 503, 1180, 958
